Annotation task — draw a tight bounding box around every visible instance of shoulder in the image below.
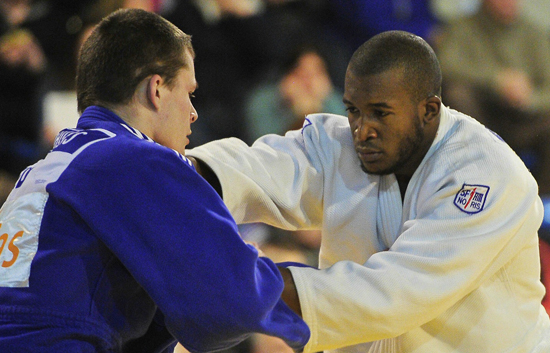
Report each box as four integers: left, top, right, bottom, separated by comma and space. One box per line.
426, 107, 535, 190
436, 107, 512, 162
301, 113, 350, 140
410, 108, 540, 218
293, 113, 353, 157
48, 128, 201, 206
54, 126, 188, 172
285, 113, 357, 170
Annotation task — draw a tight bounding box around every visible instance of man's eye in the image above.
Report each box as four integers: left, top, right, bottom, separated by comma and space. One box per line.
189, 93, 195, 99
345, 107, 358, 114
374, 110, 389, 118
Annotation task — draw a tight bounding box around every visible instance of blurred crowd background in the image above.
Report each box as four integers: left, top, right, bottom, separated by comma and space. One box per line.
2, 0, 550, 352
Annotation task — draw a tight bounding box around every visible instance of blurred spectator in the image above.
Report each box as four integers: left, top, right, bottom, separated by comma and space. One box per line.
27, 0, 98, 90
437, 0, 550, 199
0, 0, 47, 201
244, 45, 345, 142
0, 0, 97, 175
432, 0, 550, 28
161, 0, 333, 147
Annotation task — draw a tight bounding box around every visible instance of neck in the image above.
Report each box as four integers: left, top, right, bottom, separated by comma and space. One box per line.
396, 174, 411, 202
107, 102, 153, 138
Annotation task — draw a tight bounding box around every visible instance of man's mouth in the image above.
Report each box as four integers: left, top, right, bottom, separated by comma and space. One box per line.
356, 148, 382, 163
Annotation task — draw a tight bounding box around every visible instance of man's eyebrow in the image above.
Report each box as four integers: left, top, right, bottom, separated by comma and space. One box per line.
370, 102, 392, 109
342, 98, 392, 109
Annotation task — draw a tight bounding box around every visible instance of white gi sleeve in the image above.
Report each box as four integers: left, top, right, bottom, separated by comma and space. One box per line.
187, 117, 334, 230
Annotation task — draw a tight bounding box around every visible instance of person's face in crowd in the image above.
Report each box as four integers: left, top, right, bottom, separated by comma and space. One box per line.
484, 0, 521, 25
343, 67, 428, 177
154, 49, 198, 155
291, 51, 332, 99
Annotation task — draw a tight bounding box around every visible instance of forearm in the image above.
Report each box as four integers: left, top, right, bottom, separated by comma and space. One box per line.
278, 267, 302, 318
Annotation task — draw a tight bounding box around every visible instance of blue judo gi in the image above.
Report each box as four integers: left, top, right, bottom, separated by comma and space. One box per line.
0, 106, 309, 353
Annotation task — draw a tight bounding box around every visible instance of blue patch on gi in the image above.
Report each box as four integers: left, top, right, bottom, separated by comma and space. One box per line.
454, 184, 490, 214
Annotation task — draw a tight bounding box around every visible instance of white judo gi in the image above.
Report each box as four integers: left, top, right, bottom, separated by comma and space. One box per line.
187, 105, 550, 352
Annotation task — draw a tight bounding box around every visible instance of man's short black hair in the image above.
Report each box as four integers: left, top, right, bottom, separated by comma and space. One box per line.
348, 31, 442, 102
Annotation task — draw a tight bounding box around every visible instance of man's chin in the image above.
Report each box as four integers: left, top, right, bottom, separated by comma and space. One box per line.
360, 163, 394, 176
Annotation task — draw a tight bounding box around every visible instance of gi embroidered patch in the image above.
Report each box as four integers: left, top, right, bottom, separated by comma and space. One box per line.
454, 184, 490, 214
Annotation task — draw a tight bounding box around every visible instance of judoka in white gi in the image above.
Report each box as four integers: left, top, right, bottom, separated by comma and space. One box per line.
187, 31, 550, 352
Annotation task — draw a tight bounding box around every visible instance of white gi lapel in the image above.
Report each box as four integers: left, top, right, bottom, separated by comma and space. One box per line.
375, 107, 453, 247
376, 174, 403, 249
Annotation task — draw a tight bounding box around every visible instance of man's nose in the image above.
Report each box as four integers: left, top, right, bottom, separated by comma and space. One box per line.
190, 106, 198, 123
353, 120, 377, 141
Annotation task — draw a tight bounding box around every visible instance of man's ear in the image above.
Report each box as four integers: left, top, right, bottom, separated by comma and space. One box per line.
147, 74, 164, 110
422, 95, 441, 124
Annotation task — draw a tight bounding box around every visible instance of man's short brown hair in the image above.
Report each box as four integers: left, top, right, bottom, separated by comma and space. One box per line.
76, 8, 194, 113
